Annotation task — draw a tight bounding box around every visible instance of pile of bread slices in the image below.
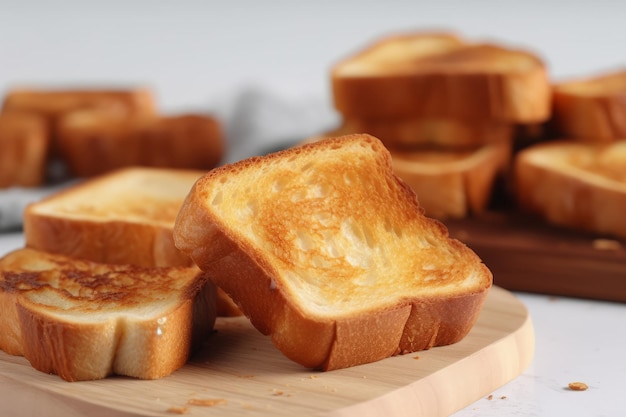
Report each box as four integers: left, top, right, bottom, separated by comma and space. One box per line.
0, 88, 224, 187
325, 31, 626, 239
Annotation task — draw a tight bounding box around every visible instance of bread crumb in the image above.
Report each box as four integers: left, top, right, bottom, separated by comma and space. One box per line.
188, 398, 227, 407
413, 355, 420, 360
592, 239, 621, 250
487, 394, 493, 400
167, 406, 189, 414
500, 396, 507, 399
309, 375, 319, 379
568, 382, 588, 391
272, 390, 284, 396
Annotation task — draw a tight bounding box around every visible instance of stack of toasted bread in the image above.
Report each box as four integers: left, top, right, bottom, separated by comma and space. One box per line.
322, 31, 626, 240
0, 88, 224, 187
324, 32, 552, 219
1, 135, 493, 380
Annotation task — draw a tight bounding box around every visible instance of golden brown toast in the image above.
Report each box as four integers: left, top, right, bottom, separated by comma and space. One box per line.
55, 110, 224, 177
23, 167, 240, 316
552, 69, 626, 142
173, 134, 492, 371
24, 167, 205, 266
0, 113, 49, 188
515, 140, 626, 238
0, 248, 216, 381
332, 32, 551, 122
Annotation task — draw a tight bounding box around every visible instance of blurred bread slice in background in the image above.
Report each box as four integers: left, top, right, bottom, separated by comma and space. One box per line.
332, 32, 551, 123
552, 69, 626, 142
338, 117, 513, 150
515, 140, 626, 238
56, 109, 224, 177
0, 113, 49, 188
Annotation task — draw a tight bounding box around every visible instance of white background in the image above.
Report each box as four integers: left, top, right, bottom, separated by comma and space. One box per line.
1, 1, 625, 416
1, 0, 625, 112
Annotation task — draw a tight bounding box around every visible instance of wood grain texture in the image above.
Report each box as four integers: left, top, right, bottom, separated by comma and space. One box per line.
446, 212, 626, 302
0, 286, 533, 417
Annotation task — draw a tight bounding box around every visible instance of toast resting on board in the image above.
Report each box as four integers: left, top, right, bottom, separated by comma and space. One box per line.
174, 134, 493, 371
0, 248, 217, 381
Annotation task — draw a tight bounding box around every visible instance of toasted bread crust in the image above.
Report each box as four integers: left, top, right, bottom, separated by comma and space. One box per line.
0, 248, 217, 381
515, 140, 626, 238
56, 111, 224, 177
0, 113, 49, 188
332, 33, 550, 122
552, 69, 626, 142
174, 134, 492, 370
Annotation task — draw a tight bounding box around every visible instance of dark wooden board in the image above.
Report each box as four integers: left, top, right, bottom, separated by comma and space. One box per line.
445, 211, 626, 302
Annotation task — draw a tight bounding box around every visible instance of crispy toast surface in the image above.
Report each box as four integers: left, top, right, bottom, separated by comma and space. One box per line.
332, 32, 550, 122
0, 248, 216, 381
174, 134, 492, 370
552, 69, 626, 141
515, 140, 626, 238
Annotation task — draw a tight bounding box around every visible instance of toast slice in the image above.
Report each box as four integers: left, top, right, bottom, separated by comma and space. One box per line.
24, 167, 205, 267
173, 134, 493, 371
23, 167, 240, 316
0, 248, 216, 381
0, 113, 49, 188
332, 32, 550, 122
552, 69, 626, 142
515, 140, 626, 238
336, 117, 513, 149
56, 110, 224, 177
389, 140, 512, 219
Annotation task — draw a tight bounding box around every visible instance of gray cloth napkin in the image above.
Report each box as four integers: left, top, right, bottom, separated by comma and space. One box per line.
0, 86, 340, 232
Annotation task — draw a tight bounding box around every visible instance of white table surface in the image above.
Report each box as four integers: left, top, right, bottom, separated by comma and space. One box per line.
1, 1, 625, 415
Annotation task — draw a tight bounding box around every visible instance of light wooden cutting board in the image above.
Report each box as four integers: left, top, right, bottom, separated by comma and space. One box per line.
0, 286, 533, 417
